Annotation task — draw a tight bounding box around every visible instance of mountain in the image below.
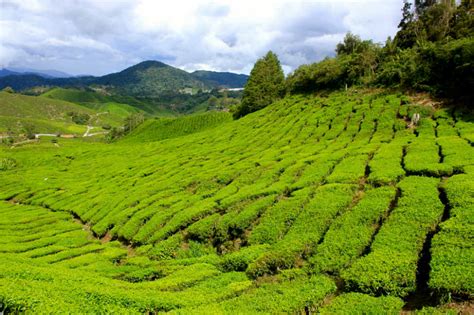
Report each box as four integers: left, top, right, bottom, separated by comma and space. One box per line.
0, 69, 21, 77
191, 70, 248, 88
0, 61, 248, 96
93, 61, 208, 98
3, 67, 72, 78
0, 74, 94, 91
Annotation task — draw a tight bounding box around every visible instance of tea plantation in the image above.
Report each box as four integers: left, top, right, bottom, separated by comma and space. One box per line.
0, 90, 472, 313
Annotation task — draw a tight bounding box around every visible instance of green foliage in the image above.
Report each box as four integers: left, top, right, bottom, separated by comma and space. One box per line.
310, 186, 396, 274
430, 174, 474, 294
95, 61, 208, 98
233, 51, 284, 118
286, 57, 347, 93
319, 293, 404, 314
0, 158, 16, 171
69, 111, 90, 125
286, 1, 473, 100
0, 91, 472, 312
190, 70, 248, 88
122, 112, 232, 143
342, 176, 444, 297
369, 142, 406, 185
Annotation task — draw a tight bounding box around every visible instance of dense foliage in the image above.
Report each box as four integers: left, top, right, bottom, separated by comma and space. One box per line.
1, 90, 472, 312
233, 51, 285, 118
287, 1, 473, 101
191, 70, 248, 88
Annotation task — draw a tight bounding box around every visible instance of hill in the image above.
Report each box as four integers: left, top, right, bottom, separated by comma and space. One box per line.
0, 74, 95, 91
0, 69, 20, 77
191, 70, 248, 88
0, 91, 126, 136
93, 61, 207, 98
42, 87, 175, 117
122, 111, 232, 142
0, 90, 472, 313
3, 67, 72, 78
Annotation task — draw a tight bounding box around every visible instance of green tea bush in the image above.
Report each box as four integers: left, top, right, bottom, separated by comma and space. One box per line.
0, 157, 16, 171
342, 176, 443, 297
310, 186, 396, 274
318, 293, 404, 314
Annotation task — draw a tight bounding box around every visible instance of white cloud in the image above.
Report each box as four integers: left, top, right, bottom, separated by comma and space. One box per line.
0, 0, 403, 75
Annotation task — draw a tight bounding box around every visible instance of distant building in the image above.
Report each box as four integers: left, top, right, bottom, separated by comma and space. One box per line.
219, 88, 244, 92
60, 134, 76, 139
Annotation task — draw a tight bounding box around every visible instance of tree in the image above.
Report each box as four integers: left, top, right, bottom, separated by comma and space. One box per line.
123, 113, 145, 133
208, 95, 218, 109
448, 0, 474, 39
395, 1, 418, 48
336, 33, 364, 55
233, 51, 284, 119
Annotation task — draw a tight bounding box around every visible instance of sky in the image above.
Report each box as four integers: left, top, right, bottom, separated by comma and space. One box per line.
0, 0, 403, 76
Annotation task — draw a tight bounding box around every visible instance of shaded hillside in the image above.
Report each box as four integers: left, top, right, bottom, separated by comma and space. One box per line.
191, 70, 248, 88
93, 61, 207, 98
0, 74, 95, 91
0, 90, 472, 313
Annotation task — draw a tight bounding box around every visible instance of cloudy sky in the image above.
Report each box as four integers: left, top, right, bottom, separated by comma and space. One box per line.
0, 0, 403, 76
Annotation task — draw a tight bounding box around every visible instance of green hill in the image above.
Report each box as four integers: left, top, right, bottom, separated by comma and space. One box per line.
42, 87, 175, 117
122, 111, 232, 143
0, 90, 472, 313
94, 61, 207, 98
0, 91, 127, 136
42, 87, 111, 103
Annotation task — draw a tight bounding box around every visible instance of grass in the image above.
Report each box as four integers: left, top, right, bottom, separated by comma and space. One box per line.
0, 89, 472, 313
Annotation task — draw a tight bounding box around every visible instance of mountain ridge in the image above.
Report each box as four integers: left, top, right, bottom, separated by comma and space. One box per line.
0, 61, 249, 95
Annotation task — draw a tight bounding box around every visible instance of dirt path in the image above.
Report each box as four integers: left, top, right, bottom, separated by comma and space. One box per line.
83, 125, 94, 137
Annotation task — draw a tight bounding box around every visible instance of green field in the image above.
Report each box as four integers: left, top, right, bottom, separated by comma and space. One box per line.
0, 90, 472, 313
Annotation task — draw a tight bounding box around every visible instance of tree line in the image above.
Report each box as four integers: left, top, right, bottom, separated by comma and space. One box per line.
234, 0, 473, 119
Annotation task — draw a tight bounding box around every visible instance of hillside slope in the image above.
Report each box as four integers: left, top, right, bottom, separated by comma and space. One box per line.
0, 90, 472, 313
0, 92, 125, 135
94, 61, 208, 98
191, 70, 248, 88
122, 111, 232, 143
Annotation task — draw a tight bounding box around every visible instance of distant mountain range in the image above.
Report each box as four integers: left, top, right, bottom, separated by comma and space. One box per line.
0, 61, 249, 98
0, 67, 72, 78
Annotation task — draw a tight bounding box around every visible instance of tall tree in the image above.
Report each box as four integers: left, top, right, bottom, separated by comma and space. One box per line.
336, 33, 363, 55
233, 51, 284, 119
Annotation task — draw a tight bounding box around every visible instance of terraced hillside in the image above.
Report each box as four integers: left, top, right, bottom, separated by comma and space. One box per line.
42, 88, 168, 117
0, 90, 473, 313
0, 91, 127, 135
122, 112, 232, 143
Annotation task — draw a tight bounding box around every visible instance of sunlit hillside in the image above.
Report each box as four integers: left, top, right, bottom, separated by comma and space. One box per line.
1, 90, 472, 313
